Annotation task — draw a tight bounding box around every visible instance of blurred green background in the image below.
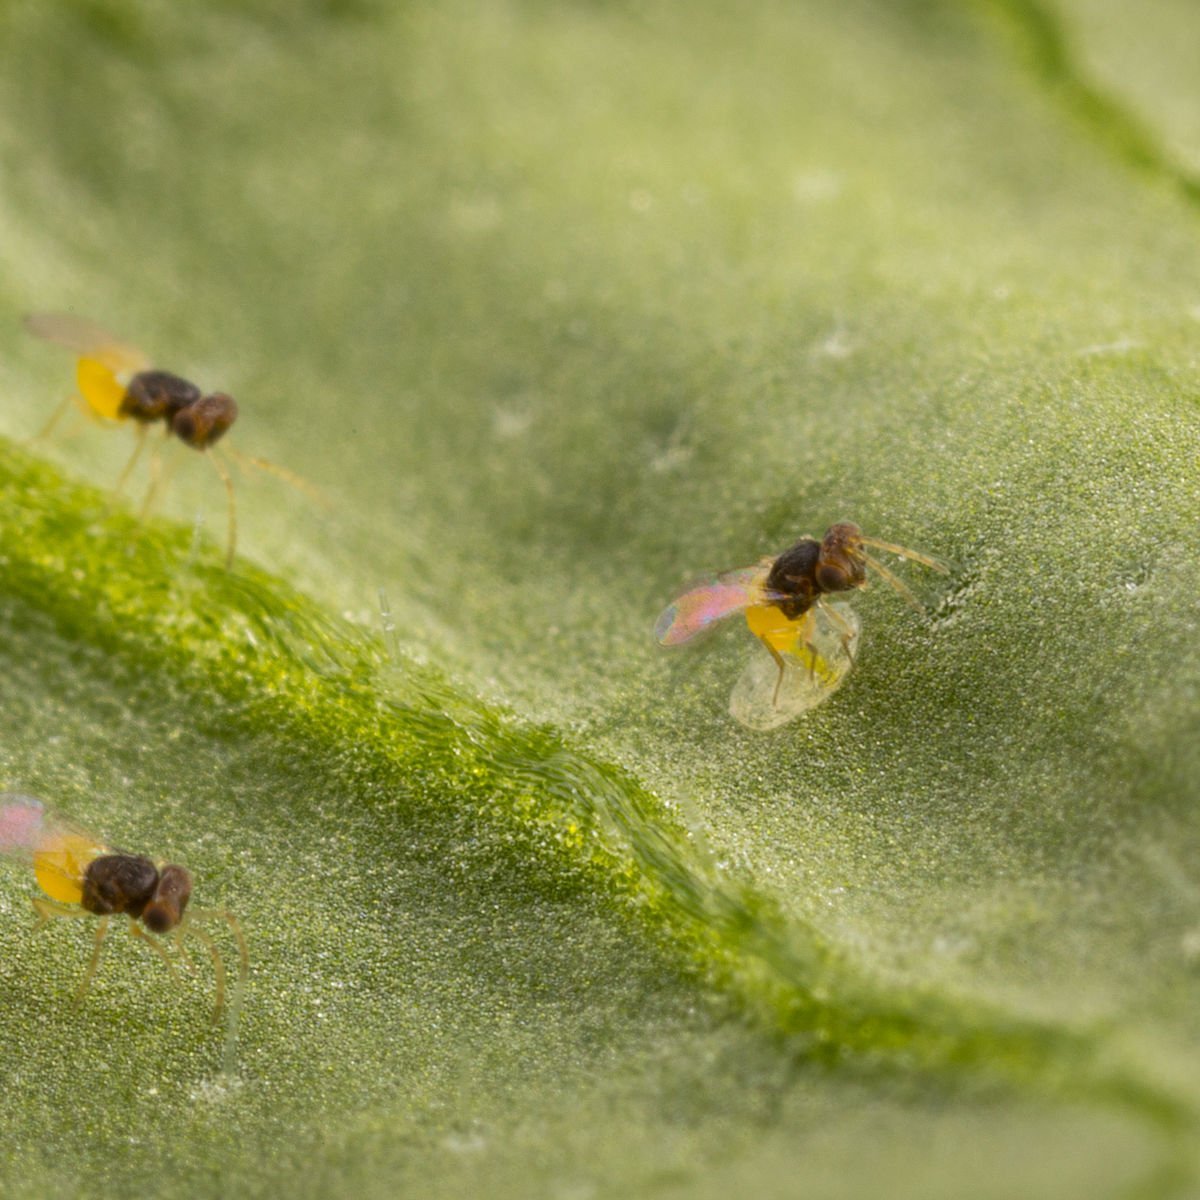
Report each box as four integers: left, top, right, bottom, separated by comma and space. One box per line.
1, 1, 1199, 1196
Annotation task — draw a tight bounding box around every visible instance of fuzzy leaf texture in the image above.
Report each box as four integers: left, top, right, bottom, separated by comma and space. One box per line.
0, 2, 1198, 1197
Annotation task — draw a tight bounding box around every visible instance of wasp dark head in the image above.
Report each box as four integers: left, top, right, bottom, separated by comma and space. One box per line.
142, 864, 192, 934
171, 393, 238, 449
814, 522, 867, 594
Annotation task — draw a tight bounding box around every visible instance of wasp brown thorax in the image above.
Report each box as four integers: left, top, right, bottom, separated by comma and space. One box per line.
121, 370, 203, 423
171, 392, 238, 449
765, 538, 822, 620
81, 854, 160, 919
814, 522, 867, 593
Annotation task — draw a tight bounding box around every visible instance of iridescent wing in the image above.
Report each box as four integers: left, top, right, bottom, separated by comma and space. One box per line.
0, 793, 49, 861
24, 312, 149, 374
655, 566, 768, 646
0, 792, 108, 904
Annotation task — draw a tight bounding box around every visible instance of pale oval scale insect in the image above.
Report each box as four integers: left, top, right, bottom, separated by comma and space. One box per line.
728, 603, 860, 731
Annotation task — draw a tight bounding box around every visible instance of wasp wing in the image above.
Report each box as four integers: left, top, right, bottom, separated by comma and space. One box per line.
0, 793, 50, 862
0, 792, 107, 903
25, 313, 149, 373
654, 566, 769, 646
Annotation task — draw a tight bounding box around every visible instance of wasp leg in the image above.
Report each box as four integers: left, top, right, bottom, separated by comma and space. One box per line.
65, 916, 115, 1009
111, 423, 149, 499
818, 598, 859, 661
802, 639, 818, 683
178, 919, 227, 1021
30, 395, 74, 443
207, 449, 237, 568
138, 428, 175, 519
30, 896, 90, 930
30, 391, 101, 446
755, 637, 789, 708
128, 921, 178, 981
31, 896, 111, 1007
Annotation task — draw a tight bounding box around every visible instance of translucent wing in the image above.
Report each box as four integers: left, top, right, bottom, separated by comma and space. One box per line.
0, 793, 49, 860
655, 566, 767, 646
25, 312, 149, 373
0, 792, 107, 904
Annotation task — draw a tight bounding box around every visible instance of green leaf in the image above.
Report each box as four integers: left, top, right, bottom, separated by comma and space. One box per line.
1, 2, 1199, 1196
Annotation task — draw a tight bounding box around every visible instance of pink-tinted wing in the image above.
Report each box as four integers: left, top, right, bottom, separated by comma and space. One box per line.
655, 567, 764, 646
0, 793, 50, 862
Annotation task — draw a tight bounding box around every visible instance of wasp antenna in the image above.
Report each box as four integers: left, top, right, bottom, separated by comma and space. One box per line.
861, 551, 923, 611
223, 445, 326, 506
182, 920, 227, 1021
220, 914, 249, 1077
196, 910, 249, 989
858, 536, 948, 574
